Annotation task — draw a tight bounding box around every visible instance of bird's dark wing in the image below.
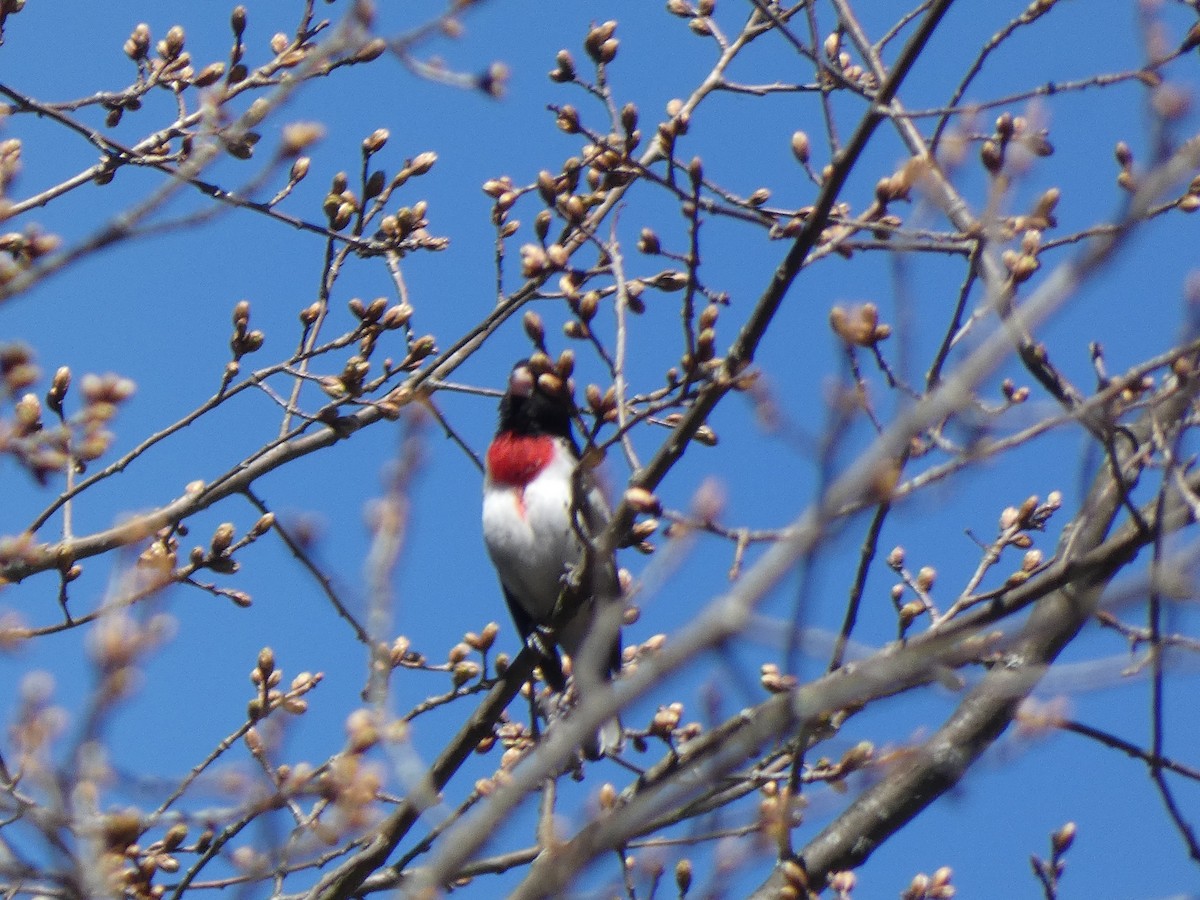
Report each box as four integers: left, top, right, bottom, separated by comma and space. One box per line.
573, 477, 624, 683
502, 585, 567, 692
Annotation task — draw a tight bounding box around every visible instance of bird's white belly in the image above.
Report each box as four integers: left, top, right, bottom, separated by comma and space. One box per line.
482, 469, 581, 621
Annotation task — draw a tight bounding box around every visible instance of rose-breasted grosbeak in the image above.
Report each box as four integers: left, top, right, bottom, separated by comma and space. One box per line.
482, 359, 622, 756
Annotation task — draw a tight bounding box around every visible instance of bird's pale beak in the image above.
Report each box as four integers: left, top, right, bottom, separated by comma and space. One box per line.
509, 364, 534, 397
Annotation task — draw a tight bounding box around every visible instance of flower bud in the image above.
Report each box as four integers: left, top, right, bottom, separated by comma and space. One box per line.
210, 523, 235, 556
556, 105, 581, 134
624, 486, 662, 515
915, 566, 936, 592
522, 310, 544, 345
1051, 821, 1076, 854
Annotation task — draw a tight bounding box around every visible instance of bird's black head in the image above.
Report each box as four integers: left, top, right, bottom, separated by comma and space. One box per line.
497, 359, 575, 441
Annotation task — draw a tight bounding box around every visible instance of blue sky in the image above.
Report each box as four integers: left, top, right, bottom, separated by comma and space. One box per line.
2, 2, 1200, 897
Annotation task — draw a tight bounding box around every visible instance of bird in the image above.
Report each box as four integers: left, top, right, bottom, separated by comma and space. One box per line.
482, 358, 623, 757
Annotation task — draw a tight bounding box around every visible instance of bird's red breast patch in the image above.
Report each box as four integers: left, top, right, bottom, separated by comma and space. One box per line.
487, 432, 555, 487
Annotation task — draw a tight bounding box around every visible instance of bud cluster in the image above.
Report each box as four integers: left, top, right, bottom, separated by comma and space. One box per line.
444, 621, 500, 689
315, 135, 443, 255
760, 662, 798, 694
181, 513, 274, 600
901, 866, 955, 900
230, 300, 265, 361
247, 647, 321, 722
96, 806, 190, 900
349, 295, 415, 360
829, 302, 892, 348
0, 220, 61, 290
0, 346, 137, 483
1030, 820, 1077, 896
980, 111, 1054, 176
0, 136, 21, 195
388, 635, 427, 671
886, 546, 937, 631
1180, 171, 1200, 213
619, 633, 667, 682
815, 30, 878, 94
998, 491, 1061, 586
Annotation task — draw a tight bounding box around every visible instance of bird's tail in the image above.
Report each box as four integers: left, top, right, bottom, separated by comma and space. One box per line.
583, 714, 623, 760
597, 714, 623, 757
